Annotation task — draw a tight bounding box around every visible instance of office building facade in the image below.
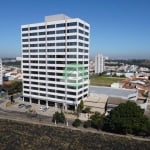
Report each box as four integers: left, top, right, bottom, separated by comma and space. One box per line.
95, 54, 105, 74
21, 14, 90, 109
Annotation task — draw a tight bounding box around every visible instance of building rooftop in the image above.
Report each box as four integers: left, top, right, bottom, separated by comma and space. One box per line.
90, 86, 137, 98
45, 14, 71, 22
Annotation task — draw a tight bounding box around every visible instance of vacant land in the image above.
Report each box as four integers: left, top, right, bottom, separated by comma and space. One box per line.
0, 119, 150, 150
90, 76, 125, 86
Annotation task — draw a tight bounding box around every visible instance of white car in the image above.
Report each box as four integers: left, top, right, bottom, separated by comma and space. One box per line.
39, 106, 43, 111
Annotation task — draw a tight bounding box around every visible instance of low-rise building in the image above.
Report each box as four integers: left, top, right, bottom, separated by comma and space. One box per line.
89, 86, 138, 100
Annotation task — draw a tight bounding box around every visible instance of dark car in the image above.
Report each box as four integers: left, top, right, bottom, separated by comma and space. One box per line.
25, 105, 32, 109
18, 103, 26, 108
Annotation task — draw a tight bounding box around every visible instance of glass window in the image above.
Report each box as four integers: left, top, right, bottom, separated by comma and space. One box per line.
79, 29, 84, 34
56, 49, 65, 52
79, 49, 83, 52
56, 36, 65, 40
47, 55, 55, 58
67, 42, 77, 46
48, 67, 55, 70
85, 32, 89, 36
85, 44, 89, 47
67, 35, 77, 39
39, 55, 46, 58
67, 48, 76, 52
67, 22, 77, 26
30, 49, 38, 52
30, 33, 37, 36
39, 49, 46, 52
56, 43, 65, 46
30, 27, 37, 30
47, 31, 55, 35
22, 33, 28, 37
22, 50, 29, 53
30, 44, 38, 47
30, 55, 38, 58
56, 30, 65, 34
22, 44, 28, 47
85, 38, 89, 41
47, 49, 55, 52
23, 55, 29, 58
79, 42, 83, 46
47, 24, 55, 28
39, 43, 46, 47
22, 39, 28, 42
79, 23, 84, 27
39, 26, 45, 29
79, 36, 84, 40
56, 55, 65, 58
22, 28, 28, 31
39, 38, 45, 41
85, 25, 89, 30
39, 32, 45, 35
67, 29, 77, 33
56, 23, 65, 27
30, 38, 37, 42
47, 43, 55, 46
48, 61, 55, 64
47, 37, 55, 40
67, 55, 76, 58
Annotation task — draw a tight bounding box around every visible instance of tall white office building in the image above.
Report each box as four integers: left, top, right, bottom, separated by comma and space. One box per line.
0, 59, 2, 85
21, 14, 90, 110
95, 54, 105, 74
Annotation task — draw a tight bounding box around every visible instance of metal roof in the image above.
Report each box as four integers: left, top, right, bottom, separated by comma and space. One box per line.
89, 86, 137, 98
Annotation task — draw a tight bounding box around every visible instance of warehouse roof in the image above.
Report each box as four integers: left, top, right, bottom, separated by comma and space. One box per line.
90, 86, 137, 98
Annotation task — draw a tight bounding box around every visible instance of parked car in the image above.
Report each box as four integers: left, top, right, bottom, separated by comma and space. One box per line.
39, 106, 44, 111
18, 103, 25, 108
25, 105, 32, 109
42, 107, 48, 112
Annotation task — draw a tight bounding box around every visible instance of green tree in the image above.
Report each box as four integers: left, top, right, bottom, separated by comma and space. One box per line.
52, 111, 66, 123
103, 101, 149, 135
72, 119, 81, 127
77, 100, 84, 114
3, 81, 22, 95
83, 107, 91, 113
90, 112, 104, 130
83, 120, 91, 128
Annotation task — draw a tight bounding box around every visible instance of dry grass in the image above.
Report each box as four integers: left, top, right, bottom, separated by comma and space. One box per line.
6, 101, 18, 107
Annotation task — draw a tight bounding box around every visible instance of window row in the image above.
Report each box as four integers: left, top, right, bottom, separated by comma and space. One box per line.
23, 48, 88, 53
22, 22, 89, 31
22, 42, 88, 47
22, 29, 89, 37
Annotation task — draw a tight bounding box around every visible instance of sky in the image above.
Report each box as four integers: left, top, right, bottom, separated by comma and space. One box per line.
0, 0, 150, 59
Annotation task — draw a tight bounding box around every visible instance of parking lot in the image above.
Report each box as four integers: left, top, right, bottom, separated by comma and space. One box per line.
0, 98, 77, 120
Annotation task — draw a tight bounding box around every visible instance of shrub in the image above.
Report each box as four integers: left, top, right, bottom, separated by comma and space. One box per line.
83, 120, 91, 128
72, 119, 81, 127
90, 112, 104, 130
52, 111, 66, 124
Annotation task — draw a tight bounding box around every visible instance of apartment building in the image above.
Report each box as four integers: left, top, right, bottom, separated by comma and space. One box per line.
21, 14, 90, 110
95, 54, 105, 74
0, 59, 2, 85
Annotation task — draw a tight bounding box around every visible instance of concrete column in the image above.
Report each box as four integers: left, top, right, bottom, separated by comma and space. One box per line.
75, 104, 77, 111
55, 103, 58, 111
63, 103, 67, 111
46, 100, 48, 108
29, 98, 31, 104
38, 99, 40, 105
